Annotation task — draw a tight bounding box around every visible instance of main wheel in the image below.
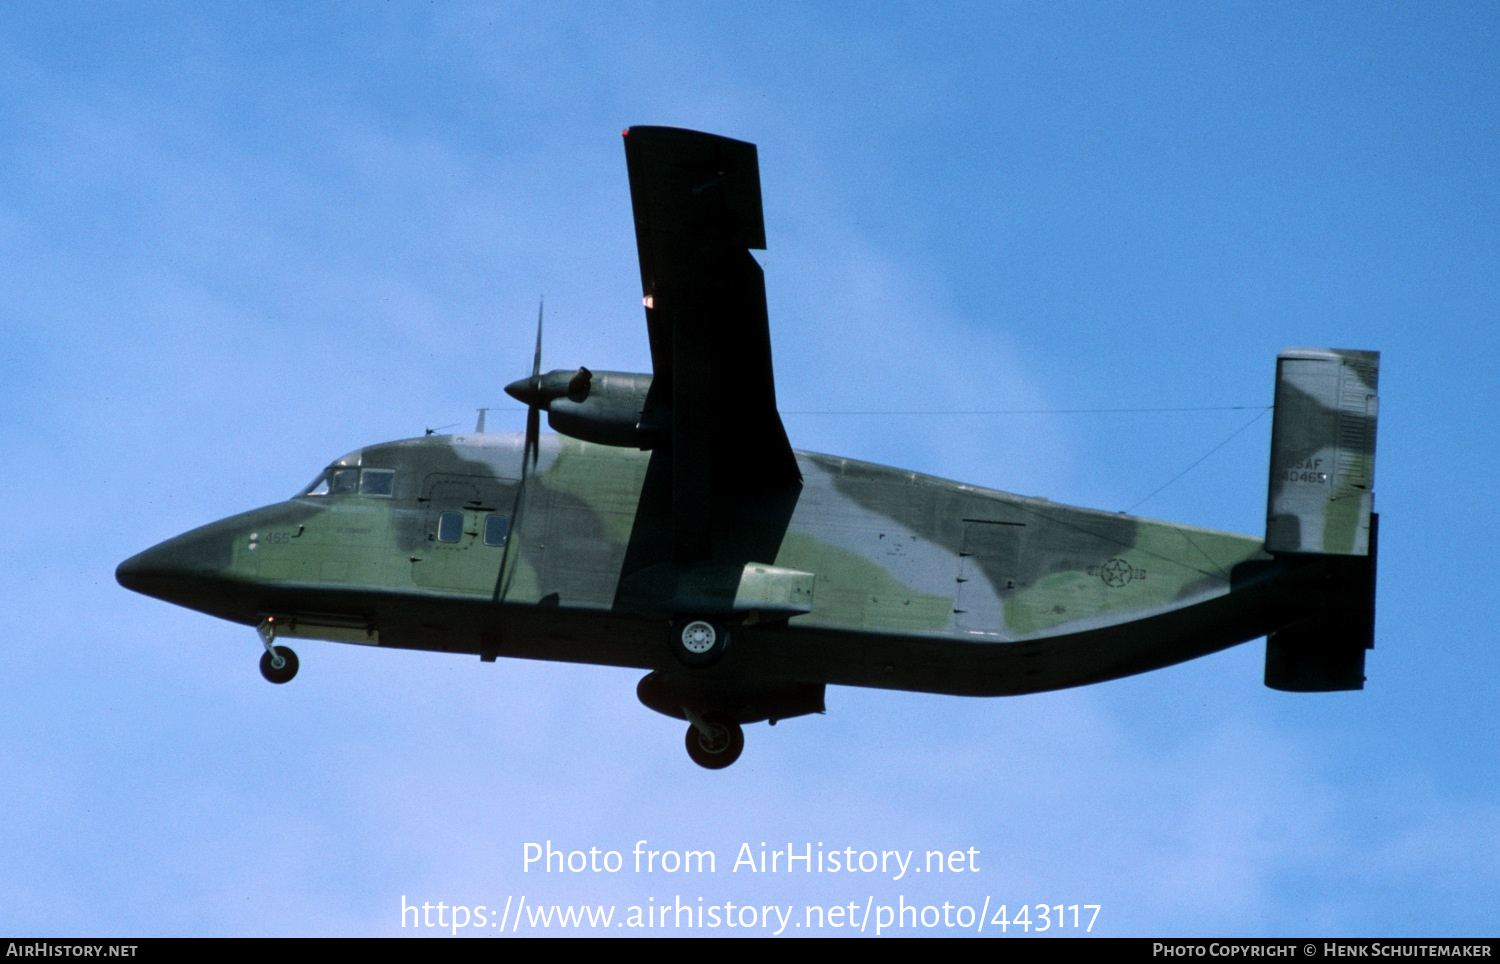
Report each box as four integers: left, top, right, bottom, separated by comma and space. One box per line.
670, 617, 728, 667
684, 715, 744, 769
259, 645, 299, 684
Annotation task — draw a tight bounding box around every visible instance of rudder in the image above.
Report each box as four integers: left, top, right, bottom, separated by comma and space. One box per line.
1265, 348, 1379, 555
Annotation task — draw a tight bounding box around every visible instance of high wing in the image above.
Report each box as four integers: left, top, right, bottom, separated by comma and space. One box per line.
623, 126, 801, 562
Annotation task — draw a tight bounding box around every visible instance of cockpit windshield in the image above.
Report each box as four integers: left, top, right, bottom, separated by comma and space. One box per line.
298, 467, 395, 498
299, 471, 330, 497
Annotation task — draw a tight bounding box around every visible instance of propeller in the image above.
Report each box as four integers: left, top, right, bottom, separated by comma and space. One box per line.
493, 299, 545, 604
503, 299, 593, 476
492, 301, 596, 603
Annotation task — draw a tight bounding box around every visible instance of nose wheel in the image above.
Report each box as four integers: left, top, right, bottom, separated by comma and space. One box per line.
259, 646, 299, 684
257, 618, 299, 684
684, 712, 744, 769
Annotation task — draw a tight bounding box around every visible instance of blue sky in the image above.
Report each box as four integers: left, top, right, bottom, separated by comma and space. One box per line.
2, 3, 1497, 937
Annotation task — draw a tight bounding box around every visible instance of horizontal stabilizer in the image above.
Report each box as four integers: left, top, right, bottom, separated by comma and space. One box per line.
1265, 348, 1379, 555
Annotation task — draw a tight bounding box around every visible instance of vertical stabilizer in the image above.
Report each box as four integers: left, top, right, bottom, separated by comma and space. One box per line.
1265, 348, 1379, 555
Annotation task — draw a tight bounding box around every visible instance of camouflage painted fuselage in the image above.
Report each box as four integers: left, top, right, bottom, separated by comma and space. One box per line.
116, 129, 1378, 770
122, 431, 1305, 698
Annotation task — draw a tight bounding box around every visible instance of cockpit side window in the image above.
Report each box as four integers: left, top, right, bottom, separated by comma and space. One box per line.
299, 465, 398, 498
360, 469, 396, 496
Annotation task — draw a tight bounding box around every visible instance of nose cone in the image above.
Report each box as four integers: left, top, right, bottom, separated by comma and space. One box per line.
115, 548, 155, 595
116, 522, 235, 607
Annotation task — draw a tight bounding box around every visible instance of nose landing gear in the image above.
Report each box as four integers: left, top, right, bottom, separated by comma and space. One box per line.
256, 618, 299, 684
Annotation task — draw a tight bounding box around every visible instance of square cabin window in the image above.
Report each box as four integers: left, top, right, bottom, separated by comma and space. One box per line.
437, 511, 465, 544
360, 469, 395, 496
483, 514, 510, 547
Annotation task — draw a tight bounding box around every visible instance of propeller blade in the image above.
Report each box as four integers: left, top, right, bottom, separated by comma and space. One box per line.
532, 298, 544, 380
494, 299, 545, 601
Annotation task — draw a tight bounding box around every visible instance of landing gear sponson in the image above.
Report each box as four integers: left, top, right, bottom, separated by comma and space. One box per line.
637, 671, 825, 770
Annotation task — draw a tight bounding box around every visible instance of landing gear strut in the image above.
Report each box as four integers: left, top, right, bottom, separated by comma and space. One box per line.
257, 618, 299, 684
683, 710, 744, 769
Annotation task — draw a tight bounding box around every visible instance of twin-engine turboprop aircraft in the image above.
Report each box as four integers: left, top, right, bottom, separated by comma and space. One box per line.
117, 127, 1380, 769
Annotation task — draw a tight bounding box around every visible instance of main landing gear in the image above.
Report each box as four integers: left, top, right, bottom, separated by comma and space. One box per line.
257, 618, 299, 684
683, 710, 744, 769
665, 619, 742, 766
670, 617, 729, 668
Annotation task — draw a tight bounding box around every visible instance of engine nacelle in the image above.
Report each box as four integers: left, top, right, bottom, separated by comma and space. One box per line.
540, 369, 659, 448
